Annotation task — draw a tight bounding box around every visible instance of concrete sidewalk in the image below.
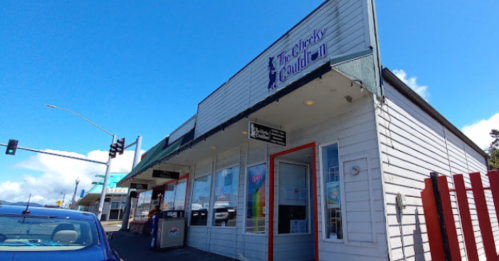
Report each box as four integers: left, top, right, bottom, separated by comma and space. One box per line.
109, 230, 238, 261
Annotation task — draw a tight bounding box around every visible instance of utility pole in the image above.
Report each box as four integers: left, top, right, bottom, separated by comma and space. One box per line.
45, 104, 117, 221
97, 134, 116, 221
61, 190, 66, 209
71, 178, 80, 210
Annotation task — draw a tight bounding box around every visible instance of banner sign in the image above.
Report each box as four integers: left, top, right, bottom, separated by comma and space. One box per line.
130, 183, 148, 190
152, 170, 180, 179
248, 122, 286, 146
80, 189, 85, 198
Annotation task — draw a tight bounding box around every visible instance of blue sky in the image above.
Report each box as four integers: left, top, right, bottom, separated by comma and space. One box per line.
1, 0, 498, 204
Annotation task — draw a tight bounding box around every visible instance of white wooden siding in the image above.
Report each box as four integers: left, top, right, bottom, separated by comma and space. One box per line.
186, 227, 209, 251
378, 81, 492, 261
277, 95, 387, 260
168, 116, 196, 144
215, 147, 240, 170
185, 94, 388, 260
195, 0, 372, 139
343, 157, 375, 243
186, 143, 269, 260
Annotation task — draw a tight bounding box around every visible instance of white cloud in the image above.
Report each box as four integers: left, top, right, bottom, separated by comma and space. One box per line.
393, 69, 430, 100
0, 149, 143, 206
462, 113, 499, 150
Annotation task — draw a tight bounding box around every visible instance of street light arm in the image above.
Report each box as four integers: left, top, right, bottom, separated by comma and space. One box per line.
45, 104, 114, 136
45, 104, 117, 219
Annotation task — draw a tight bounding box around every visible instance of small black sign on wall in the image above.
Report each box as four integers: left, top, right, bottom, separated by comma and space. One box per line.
248, 121, 286, 146
152, 170, 180, 179
130, 183, 148, 190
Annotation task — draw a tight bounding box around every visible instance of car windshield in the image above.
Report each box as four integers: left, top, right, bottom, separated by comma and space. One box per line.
0, 214, 99, 252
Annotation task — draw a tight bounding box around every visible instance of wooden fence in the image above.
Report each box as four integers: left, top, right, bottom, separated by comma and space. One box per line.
421, 170, 499, 261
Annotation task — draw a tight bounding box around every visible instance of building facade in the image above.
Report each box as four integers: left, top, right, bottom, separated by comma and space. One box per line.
117, 1, 495, 260
77, 173, 130, 221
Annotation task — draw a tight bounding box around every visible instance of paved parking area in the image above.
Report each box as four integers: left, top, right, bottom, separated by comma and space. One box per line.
109, 230, 237, 261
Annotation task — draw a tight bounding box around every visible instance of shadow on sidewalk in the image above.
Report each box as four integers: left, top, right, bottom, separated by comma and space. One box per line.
109, 231, 237, 261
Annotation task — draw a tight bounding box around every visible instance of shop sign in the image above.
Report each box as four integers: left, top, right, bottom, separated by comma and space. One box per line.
130, 183, 148, 190
152, 170, 180, 179
106, 188, 128, 193
248, 121, 286, 146
268, 28, 327, 90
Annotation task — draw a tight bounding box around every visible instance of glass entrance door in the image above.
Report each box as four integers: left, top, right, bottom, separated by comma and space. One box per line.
277, 162, 310, 234
273, 161, 314, 261
268, 143, 318, 261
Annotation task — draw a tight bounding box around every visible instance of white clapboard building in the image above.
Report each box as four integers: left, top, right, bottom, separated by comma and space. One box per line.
117, 0, 494, 260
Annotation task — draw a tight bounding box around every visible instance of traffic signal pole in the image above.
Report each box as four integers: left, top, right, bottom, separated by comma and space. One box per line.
97, 134, 116, 221
121, 135, 142, 231
0, 142, 107, 165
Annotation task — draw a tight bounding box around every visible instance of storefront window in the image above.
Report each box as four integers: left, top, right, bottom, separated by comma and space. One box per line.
190, 175, 211, 226
212, 166, 239, 227
321, 143, 342, 240
174, 179, 187, 210
135, 190, 152, 221
162, 178, 187, 211
111, 202, 119, 209
163, 184, 175, 210
245, 163, 266, 233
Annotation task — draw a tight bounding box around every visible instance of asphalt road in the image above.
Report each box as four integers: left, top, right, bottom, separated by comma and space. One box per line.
103, 224, 237, 261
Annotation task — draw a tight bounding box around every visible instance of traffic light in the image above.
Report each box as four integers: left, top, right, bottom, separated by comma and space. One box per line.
116, 138, 125, 155
109, 143, 118, 158
6, 139, 18, 155
109, 138, 125, 158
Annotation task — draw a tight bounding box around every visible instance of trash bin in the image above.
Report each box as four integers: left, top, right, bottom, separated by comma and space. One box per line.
155, 210, 186, 249
149, 214, 160, 249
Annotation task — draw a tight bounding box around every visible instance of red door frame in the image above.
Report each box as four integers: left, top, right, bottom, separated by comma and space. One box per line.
268, 142, 318, 261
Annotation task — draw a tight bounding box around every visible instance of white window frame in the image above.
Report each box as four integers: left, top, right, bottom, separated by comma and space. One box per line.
319, 140, 345, 242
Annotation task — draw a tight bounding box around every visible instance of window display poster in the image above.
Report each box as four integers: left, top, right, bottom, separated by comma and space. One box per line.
327, 181, 340, 208
284, 187, 308, 200
215, 166, 238, 196
299, 188, 308, 200
290, 219, 307, 233
246, 163, 266, 232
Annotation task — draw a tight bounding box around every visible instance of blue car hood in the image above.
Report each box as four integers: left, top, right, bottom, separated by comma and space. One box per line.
0, 246, 106, 261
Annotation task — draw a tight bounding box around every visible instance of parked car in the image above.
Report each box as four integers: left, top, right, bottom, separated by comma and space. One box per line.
0, 205, 120, 261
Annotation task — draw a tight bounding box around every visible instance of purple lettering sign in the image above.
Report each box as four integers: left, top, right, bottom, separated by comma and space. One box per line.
268, 28, 327, 90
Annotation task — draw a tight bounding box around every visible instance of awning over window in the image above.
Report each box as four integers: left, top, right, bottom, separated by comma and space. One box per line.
117, 128, 194, 187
